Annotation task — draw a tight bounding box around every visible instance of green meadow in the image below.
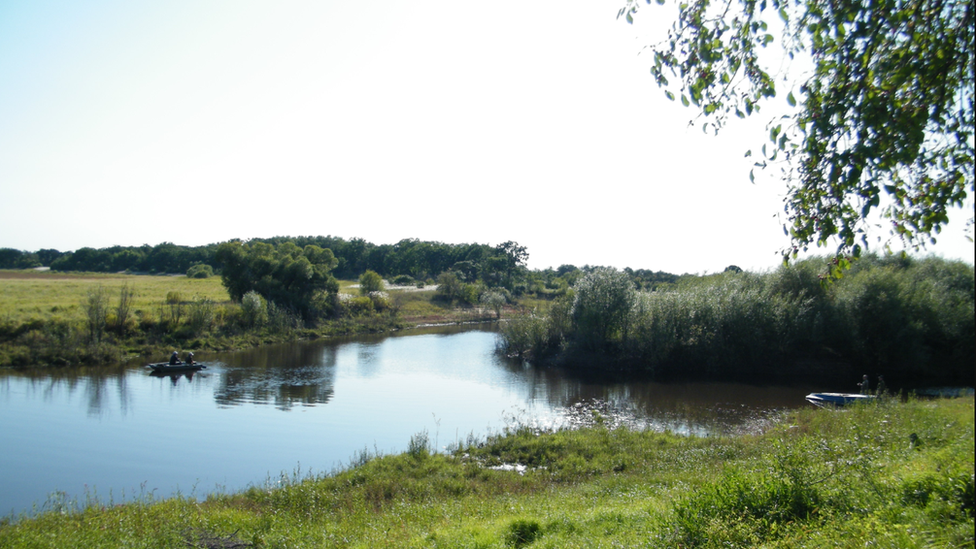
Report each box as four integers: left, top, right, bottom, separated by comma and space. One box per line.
1, 396, 971, 548
0, 270, 490, 366
0, 271, 230, 324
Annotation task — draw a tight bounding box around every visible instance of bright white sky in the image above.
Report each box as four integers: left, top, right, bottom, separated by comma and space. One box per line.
1, 0, 972, 274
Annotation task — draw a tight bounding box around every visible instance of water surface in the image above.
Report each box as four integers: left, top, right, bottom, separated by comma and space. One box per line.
0, 326, 817, 517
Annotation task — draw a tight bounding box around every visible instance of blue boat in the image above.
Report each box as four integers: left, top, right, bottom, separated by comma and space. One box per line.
805, 392, 876, 407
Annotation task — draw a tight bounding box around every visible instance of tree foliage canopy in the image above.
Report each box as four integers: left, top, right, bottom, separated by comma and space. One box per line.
215, 240, 339, 319
621, 0, 974, 262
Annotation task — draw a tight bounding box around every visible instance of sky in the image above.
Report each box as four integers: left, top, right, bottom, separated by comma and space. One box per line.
1, 0, 972, 274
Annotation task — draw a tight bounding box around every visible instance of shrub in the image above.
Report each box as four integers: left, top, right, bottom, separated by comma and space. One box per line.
481, 289, 507, 319
83, 285, 109, 345
391, 274, 415, 286
187, 298, 216, 336
240, 291, 267, 328
436, 272, 463, 302
346, 296, 375, 316
266, 300, 301, 333
359, 270, 384, 295
186, 264, 214, 278
459, 283, 480, 306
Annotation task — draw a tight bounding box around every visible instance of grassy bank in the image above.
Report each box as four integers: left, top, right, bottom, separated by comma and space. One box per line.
1, 396, 971, 548
0, 271, 497, 366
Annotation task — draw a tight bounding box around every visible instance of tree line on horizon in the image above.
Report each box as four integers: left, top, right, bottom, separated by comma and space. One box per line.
0, 238, 686, 293
0, 238, 529, 281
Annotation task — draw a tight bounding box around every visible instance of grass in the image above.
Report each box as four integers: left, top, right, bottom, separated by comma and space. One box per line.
0, 270, 230, 324
1, 396, 971, 548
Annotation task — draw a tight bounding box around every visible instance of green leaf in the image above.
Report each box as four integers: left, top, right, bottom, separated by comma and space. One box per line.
787, 92, 796, 106
779, 7, 789, 23
681, 94, 690, 107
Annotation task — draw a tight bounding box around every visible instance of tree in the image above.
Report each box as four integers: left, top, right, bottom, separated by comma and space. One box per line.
36, 249, 63, 266
0, 248, 40, 269
621, 0, 974, 265
215, 240, 339, 319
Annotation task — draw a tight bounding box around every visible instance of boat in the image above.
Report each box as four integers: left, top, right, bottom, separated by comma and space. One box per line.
147, 362, 207, 373
805, 392, 876, 407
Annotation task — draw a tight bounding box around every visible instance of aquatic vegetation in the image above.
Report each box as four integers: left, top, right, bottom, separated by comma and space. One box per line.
502, 256, 974, 383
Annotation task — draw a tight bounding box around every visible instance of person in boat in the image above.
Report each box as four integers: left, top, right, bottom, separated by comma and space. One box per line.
169, 351, 181, 365
858, 374, 870, 394
184, 352, 195, 365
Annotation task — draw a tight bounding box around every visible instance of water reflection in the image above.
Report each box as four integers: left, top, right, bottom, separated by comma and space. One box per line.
486, 360, 811, 435
150, 370, 201, 385
0, 328, 814, 431
0, 366, 133, 418
214, 342, 337, 410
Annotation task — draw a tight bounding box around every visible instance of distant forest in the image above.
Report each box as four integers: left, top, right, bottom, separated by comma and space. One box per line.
0, 238, 685, 293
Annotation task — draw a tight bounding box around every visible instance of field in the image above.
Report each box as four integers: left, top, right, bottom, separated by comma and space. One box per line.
0, 270, 455, 324
0, 270, 494, 366
0, 270, 231, 324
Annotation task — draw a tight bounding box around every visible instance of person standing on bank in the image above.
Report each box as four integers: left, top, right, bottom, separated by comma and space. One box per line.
858, 374, 870, 394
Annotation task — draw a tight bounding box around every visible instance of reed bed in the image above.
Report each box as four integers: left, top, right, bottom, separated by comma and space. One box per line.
502, 256, 974, 382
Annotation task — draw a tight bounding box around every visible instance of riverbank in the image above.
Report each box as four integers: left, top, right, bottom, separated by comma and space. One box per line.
1, 396, 971, 547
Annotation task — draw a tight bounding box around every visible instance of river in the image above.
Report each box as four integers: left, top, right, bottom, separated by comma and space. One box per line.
0, 325, 819, 518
